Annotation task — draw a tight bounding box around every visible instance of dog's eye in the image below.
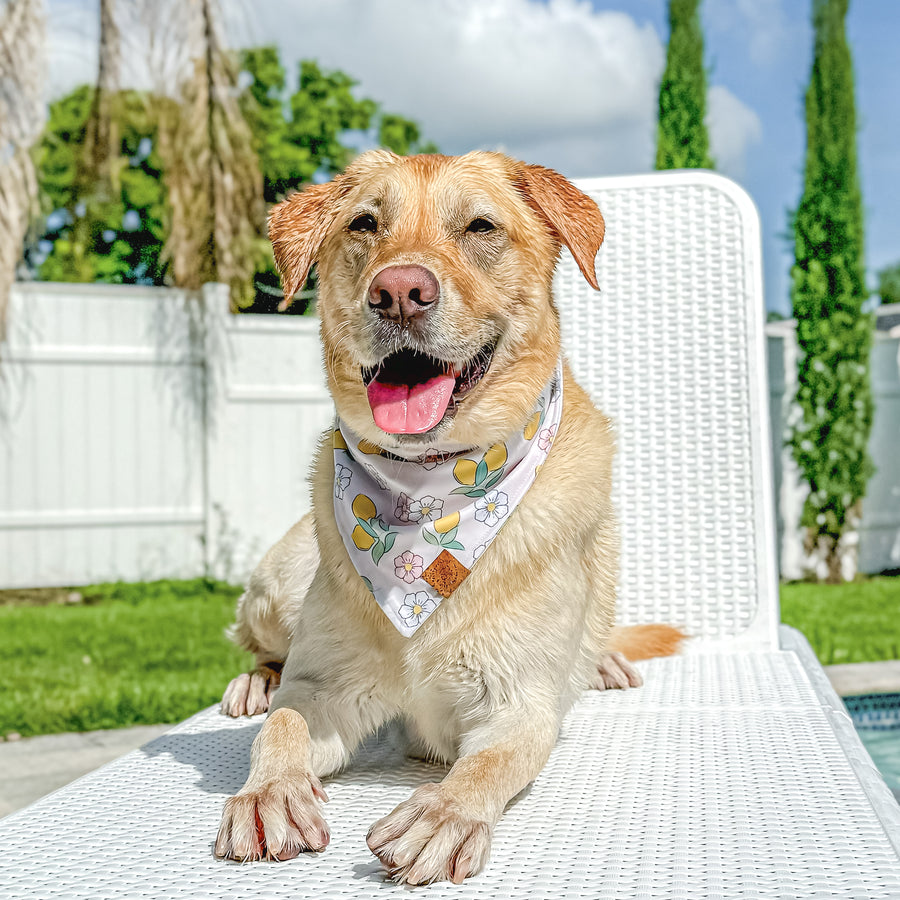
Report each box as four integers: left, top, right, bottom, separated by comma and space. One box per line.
466, 218, 496, 234
349, 213, 377, 233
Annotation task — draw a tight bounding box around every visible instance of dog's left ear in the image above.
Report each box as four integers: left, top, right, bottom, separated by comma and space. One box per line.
268, 177, 348, 310
516, 164, 605, 290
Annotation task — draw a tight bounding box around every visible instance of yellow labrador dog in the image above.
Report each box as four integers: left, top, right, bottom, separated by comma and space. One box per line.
215, 151, 683, 884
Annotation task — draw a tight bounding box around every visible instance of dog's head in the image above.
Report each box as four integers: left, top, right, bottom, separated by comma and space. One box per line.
268, 151, 604, 456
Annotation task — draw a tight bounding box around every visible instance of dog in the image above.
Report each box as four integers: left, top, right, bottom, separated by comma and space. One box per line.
214, 150, 684, 884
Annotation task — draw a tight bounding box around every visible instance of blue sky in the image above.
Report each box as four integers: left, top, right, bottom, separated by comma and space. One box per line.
597, 0, 899, 316
47, 0, 898, 316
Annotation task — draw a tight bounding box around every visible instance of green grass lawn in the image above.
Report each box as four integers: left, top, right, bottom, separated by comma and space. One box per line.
0, 579, 252, 739
779, 576, 900, 665
0, 576, 897, 739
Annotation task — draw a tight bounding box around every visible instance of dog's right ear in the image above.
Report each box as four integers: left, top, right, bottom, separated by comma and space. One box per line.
268, 178, 346, 310
515, 164, 605, 291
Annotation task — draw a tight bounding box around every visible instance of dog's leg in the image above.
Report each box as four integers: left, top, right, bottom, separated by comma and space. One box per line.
215, 674, 396, 862
220, 515, 318, 717
366, 712, 558, 884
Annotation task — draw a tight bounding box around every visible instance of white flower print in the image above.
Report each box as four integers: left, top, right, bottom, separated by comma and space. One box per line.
395, 492, 412, 522
334, 463, 351, 500
408, 495, 443, 523
398, 591, 437, 628
474, 489, 508, 527
422, 449, 444, 470
538, 424, 557, 452
394, 551, 424, 584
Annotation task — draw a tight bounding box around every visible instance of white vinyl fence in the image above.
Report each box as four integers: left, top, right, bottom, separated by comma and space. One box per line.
0, 283, 332, 588
767, 317, 900, 579
1, 283, 898, 588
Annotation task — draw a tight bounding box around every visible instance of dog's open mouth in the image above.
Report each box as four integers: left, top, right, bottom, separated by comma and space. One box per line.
362, 346, 494, 435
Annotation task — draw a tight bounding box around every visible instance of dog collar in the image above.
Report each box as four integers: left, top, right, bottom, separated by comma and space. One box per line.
332, 360, 564, 637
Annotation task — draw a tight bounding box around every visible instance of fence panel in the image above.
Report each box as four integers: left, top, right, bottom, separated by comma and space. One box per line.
204, 292, 332, 582
766, 322, 900, 579
0, 284, 207, 588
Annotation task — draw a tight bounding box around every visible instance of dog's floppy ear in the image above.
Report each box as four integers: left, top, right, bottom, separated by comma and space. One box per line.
268, 177, 347, 310
516, 164, 605, 291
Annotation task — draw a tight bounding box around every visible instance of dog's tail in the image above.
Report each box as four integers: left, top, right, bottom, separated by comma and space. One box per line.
606, 624, 687, 661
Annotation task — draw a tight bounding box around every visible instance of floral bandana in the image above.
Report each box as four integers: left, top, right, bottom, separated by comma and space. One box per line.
332, 361, 563, 637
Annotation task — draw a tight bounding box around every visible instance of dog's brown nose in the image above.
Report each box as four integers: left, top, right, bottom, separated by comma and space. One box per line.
367, 265, 439, 322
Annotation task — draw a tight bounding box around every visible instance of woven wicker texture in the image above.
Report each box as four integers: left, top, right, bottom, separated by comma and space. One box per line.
557, 174, 773, 643
2, 653, 899, 900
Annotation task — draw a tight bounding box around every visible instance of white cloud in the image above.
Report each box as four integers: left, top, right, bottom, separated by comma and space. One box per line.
237, 0, 665, 176
43, 0, 763, 183
706, 85, 763, 178
46, 0, 98, 101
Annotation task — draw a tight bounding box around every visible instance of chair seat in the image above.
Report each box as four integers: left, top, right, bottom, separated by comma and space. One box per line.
2, 628, 898, 900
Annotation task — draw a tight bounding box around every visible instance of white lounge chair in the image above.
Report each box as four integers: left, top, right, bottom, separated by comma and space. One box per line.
2, 171, 898, 899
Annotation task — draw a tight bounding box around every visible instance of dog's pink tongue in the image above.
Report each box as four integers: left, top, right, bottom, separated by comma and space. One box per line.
367, 374, 455, 434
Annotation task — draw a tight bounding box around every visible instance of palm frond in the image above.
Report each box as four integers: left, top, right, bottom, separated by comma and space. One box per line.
146, 0, 263, 308
0, 0, 45, 339
80, 0, 122, 191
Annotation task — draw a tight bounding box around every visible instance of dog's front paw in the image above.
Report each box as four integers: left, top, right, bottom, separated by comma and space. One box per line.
221, 663, 282, 717
590, 650, 643, 690
366, 783, 492, 885
214, 774, 329, 862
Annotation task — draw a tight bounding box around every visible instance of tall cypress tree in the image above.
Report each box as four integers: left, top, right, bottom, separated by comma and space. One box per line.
655, 0, 714, 170
790, 0, 873, 582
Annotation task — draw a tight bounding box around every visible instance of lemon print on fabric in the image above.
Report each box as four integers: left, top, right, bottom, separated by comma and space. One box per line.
352, 494, 377, 520
451, 443, 508, 499
524, 395, 548, 440
433, 511, 460, 534
333, 429, 349, 450
357, 439, 383, 456
484, 442, 507, 471
352, 524, 376, 551
425, 510, 464, 552
350, 493, 396, 565
452, 458, 478, 486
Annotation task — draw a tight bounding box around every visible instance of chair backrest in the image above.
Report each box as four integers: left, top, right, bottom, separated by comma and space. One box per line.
558, 171, 779, 650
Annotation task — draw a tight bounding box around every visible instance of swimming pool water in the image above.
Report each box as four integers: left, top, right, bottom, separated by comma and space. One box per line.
844, 693, 900, 803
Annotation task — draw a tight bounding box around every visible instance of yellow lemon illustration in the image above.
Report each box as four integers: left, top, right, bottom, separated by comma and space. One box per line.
357, 439, 383, 456
434, 511, 460, 534
352, 494, 377, 520
332, 429, 348, 450
352, 524, 375, 550
524, 411, 541, 441
484, 442, 507, 471
453, 458, 478, 485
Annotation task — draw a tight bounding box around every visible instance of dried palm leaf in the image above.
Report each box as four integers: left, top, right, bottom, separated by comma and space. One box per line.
79, 0, 121, 193
0, 0, 45, 340
144, 0, 263, 309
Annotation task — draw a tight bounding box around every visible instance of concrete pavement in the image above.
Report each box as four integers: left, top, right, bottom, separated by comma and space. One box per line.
0, 723, 172, 818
